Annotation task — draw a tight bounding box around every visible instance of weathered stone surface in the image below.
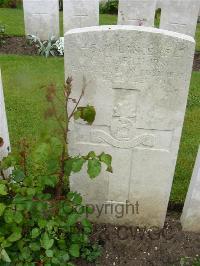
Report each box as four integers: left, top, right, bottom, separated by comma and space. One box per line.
156, 0, 164, 9
160, 0, 199, 37
64, 26, 195, 227
181, 147, 200, 232
23, 0, 59, 40
0, 69, 10, 161
63, 0, 99, 33
118, 0, 157, 27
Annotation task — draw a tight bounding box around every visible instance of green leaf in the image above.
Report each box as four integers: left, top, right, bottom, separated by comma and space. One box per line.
72, 158, 85, 173
7, 231, 22, 242
29, 242, 40, 251
87, 151, 96, 159
15, 211, 23, 224
31, 228, 40, 239
4, 210, 14, 224
38, 219, 47, 229
66, 213, 80, 226
43, 175, 57, 187
26, 188, 36, 196
76, 105, 96, 125
0, 184, 7, 196
87, 158, 101, 178
73, 110, 81, 120
69, 244, 80, 258
0, 203, 6, 216
0, 249, 11, 263
65, 159, 73, 176
41, 232, 54, 250
12, 169, 25, 182
99, 153, 113, 173
45, 249, 53, 257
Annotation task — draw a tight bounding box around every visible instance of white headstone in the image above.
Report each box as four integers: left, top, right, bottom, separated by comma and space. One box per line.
64, 25, 195, 227
23, 0, 59, 40
159, 0, 199, 37
0, 69, 11, 161
118, 0, 157, 27
156, 0, 164, 9
181, 147, 200, 232
63, 0, 99, 33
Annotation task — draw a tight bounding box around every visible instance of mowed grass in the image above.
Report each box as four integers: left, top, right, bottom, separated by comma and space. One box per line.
0, 55, 64, 147
0, 8, 200, 51
0, 54, 199, 203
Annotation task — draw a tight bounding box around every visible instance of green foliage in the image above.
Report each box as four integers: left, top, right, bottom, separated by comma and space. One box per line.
0, 80, 112, 265
100, 0, 119, 14
0, 0, 22, 8
27, 35, 61, 58
74, 105, 96, 125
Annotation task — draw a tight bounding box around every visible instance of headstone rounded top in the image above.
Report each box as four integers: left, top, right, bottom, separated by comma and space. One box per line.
64, 25, 195, 43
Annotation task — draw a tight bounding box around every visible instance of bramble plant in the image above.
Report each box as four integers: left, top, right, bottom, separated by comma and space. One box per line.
0, 78, 112, 265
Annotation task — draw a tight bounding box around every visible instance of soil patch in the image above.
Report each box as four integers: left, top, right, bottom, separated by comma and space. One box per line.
0, 36, 37, 55
76, 212, 200, 266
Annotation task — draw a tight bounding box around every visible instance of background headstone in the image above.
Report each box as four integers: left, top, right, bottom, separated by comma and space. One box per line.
65, 26, 195, 227
63, 0, 99, 33
23, 0, 59, 40
181, 147, 200, 232
118, 0, 157, 27
159, 0, 199, 37
0, 69, 11, 162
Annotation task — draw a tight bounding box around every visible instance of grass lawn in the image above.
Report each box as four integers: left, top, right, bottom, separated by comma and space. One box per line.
0, 54, 199, 204
0, 8, 200, 51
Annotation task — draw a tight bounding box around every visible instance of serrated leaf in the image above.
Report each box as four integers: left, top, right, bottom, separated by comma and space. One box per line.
73, 110, 81, 120
12, 169, 25, 182
31, 228, 40, 239
65, 159, 73, 176
99, 153, 113, 173
66, 213, 80, 226
45, 249, 53, 257
87, 158, 101, 178
7, 231, 22, 242
29, 242, 40, 251
77, 105, 96, 125
15, 211, 23, 224
69, 244, 80, 258
38, 219, 47, 229
72, 158, 85, 173
1, 249, 11, 263
43, 175, 57, 187
4, 210, 14, 224
41, 232, 54, 250
0, 184, 7, 196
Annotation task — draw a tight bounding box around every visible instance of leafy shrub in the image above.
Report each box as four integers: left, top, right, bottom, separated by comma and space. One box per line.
0, 79, 113, 265
27, 35, 64, 57
100, 0, 119, 14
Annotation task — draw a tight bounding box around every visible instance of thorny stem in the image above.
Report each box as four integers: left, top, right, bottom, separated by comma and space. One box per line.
68, 77, 87, 121
51, 78, 86, 198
